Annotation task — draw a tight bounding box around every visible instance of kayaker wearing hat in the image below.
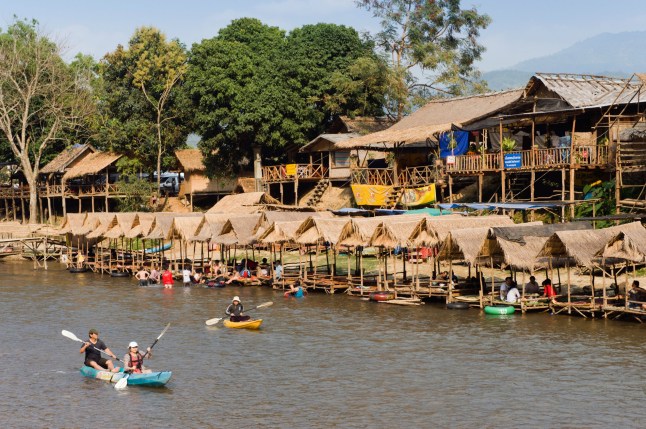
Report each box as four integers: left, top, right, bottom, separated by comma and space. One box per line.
123, 341, 153, 374
225, 296, 250, 322
80, 328, 119, 372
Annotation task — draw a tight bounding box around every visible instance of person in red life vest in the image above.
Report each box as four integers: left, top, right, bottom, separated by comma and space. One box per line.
123, 342, 152, 374
80, 328, 120, 372
162, 267, 174, 288
225, 296, 250, 322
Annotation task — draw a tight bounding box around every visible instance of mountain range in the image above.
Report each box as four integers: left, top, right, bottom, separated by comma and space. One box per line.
482, 31, 646, 90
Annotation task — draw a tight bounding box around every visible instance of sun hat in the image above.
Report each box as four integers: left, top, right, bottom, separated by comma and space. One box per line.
128, 341, 138, 348
232, 296, 240, 302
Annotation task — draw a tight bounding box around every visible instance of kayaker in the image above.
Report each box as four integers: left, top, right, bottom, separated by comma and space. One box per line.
162, 267, 174, 288
80, 328, 119, 372
135, 267, 150, 286
226, 296, 250, 322
123, 341, 152, 374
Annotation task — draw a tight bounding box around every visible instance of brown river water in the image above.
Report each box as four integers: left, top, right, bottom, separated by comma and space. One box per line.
1, 261, 645, 428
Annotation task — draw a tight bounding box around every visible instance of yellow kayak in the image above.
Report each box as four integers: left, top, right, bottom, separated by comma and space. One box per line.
223, 319, 263, 330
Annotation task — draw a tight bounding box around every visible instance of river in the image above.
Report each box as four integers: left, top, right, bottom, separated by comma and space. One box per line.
1, 261, 644, 428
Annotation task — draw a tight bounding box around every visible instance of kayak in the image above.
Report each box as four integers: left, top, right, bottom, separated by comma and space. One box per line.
223, 319, 263, 330
79, 366, 171, 387
144, 242, 172, 254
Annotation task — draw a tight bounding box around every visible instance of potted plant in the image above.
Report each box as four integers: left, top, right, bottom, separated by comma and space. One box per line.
501, 136, 517, 152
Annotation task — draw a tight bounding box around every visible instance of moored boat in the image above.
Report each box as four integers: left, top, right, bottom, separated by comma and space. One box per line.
79, 366, 171, 387
223, 319, 263, 330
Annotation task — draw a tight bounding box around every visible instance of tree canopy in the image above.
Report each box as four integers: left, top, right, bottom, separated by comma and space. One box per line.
99, 27, 191, 180
357, 0, 491, 118
185, 18, 388, 176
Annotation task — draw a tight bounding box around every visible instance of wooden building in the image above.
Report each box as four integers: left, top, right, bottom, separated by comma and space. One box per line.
175, 149, 237, 211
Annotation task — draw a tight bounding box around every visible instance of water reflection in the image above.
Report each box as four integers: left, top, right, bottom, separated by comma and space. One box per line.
0, 261, 644, 428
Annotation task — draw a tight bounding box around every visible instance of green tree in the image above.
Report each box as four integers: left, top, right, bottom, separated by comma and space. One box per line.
356, 0, 491, 119
0, 19, 93, 223
100, 27, 190, 190
186, 19, 388, 176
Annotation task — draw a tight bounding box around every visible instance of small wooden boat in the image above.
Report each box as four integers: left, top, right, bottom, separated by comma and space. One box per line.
79, 366, 171, 387
369, 291, 395, 302
484, 305, 515, 315
223, 319, 263, 330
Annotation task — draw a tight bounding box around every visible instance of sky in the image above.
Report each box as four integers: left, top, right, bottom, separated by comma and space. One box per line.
3, 0, 646, 72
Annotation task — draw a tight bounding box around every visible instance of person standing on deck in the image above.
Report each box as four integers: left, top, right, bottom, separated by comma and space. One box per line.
135, 267, 150, 286
80, 328, 119, 372
162, 267, 174, 288
226, 296, 250, 322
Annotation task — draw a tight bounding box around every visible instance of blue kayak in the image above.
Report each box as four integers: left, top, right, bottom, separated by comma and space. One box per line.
79, 366, 171, 387
144, 242, 172, 254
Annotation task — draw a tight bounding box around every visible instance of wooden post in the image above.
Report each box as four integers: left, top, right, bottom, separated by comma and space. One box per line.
43, 236, 48, 270
561, 169, 566, 221
448, 175, 453, 204
478, 174, 483, 203
500, 120, 506, 203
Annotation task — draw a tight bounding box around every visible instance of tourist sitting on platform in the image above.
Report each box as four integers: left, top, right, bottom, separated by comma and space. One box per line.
627, 281, 644, 310
500, 277, 513, 300
193, 271, 203, 284
524, 276, 540, 294
226, 296, 250, 322
135, 267, 150, 286
506, 281, 521, 303
542, 278, 557, 298
225, 270, 241, 284
149, 266, 160, 284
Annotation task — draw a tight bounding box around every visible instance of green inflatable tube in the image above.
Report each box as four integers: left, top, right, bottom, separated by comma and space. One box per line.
484, 305, 515, 315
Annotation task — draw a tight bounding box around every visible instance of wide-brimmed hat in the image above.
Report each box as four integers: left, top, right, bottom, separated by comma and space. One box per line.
232, 296, 240, 302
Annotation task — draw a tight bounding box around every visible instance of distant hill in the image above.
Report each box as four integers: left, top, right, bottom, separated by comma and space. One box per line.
483, 31, 645, 90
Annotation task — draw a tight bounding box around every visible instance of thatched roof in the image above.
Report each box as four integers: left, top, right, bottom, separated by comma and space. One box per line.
85, 213, 118, 239
175, 149, 205, 172
480, 222, 590, 271
295, 218, 350, 245
58, 213, 88, 234
438, 226, 491, 265
0, 221, 46, 237
125, 213, 156, 239
194, 214, 230, 242
370, 219, 426, 248
63, 152, 122, 180
41, 144, 95, 175
300, 133, 361, 153
336, 89, 522, 149
213, 214, 262, 246
427, 215, 514, 246
258, 220, 306, 244
170, 216, 205, 241
528, 73, 645, 109
538, 222, 644, 267
260, 211, 327, 229
207, 192, 280, 214
597, 222, 646, 262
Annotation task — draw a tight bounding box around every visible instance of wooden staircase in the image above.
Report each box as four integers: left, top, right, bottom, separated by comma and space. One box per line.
382, 186, 404, 209
507, 173, 531, 200
305, 179, 330, 207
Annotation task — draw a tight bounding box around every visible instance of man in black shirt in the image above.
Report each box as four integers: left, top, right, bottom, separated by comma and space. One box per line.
80, 328, 119, 372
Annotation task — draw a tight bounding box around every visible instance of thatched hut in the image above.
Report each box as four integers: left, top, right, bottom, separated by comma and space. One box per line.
175, 149, 237, 210
207, 192, 280, 214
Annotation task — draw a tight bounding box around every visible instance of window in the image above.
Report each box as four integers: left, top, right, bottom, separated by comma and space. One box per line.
333, 151, 350, 167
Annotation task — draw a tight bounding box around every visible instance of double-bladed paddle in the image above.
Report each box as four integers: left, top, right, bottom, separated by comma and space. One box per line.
205, 301, 273, 326
115, 323, 171, 390
61, 330, 123, 362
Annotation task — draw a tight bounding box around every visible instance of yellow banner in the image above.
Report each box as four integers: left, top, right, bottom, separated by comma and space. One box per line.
351, 184, 436, 207
285, 164, 297, 176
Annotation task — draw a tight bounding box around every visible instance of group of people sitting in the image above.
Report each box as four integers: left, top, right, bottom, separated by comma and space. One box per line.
499, 276, 557, 303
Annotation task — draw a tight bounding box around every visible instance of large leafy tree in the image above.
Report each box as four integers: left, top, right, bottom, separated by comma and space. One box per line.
0, 19, 93, 223
357, 0, 491, 119
100, 27, 190, 189
186, 19, 388, 176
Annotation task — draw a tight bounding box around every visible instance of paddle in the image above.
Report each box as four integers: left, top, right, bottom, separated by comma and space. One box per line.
61, 330, 123, 362
115, 323, 170, 390
205, 301, 273, 326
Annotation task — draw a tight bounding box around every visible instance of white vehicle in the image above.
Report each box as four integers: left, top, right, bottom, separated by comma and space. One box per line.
159, 173, 183, 195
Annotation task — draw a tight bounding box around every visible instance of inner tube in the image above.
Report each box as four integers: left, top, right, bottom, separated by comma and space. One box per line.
446, 302, 470, 310
369, 291, 396, 302
484, 305, 515, 315
110, 271, 130, 278
68, 267, 88, 273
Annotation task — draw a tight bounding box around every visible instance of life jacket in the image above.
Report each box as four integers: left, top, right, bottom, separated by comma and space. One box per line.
129, 351, 143, 373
